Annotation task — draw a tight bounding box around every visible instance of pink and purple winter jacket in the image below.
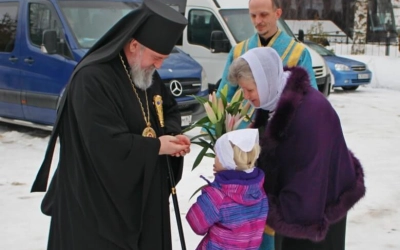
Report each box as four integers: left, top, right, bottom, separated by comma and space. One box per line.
186, 168, 268, 250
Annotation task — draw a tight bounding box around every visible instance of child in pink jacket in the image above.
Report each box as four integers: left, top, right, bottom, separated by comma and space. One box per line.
186, 129, 268, 250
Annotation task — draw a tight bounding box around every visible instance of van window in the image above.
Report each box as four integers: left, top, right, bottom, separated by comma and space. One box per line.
0, 2, 18, 52
219, 9, 255, 43
59, 1, 139, 49
29, 3, 72, 58
188, 9, 224, 48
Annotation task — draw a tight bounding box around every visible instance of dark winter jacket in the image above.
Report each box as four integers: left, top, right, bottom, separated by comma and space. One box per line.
255, 66, 366, 242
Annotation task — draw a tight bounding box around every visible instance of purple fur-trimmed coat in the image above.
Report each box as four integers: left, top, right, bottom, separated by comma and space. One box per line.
254, 66, 366, 242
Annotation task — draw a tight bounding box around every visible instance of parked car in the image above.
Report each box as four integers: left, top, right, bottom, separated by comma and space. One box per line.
304, 41, 372, 91
0, 0, 207, 130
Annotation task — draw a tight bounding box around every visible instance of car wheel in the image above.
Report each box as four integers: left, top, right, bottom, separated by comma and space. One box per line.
318, 81, 330, 97
342, 86, 359, 91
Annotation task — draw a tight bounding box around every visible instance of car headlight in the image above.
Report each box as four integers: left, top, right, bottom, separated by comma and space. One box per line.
201, 68, 208, 91
334, 64, 350, 71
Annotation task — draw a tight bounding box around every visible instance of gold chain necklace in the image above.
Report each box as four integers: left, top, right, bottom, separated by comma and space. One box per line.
119, 53, 156, 138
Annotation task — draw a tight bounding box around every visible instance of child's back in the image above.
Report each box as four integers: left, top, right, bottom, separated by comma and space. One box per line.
186, 129, 268, 250
187, 168, 268, 249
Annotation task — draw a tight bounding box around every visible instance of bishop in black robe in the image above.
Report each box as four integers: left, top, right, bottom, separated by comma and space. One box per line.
31, 1, 189, 249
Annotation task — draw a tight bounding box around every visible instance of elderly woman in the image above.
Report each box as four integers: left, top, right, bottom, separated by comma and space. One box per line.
227, 47, 366, 250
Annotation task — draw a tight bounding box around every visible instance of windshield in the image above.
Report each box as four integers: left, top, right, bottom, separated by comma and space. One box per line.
305, 42, 335, 56
277, 18, 297, 38
59, 1, 140, 48
219, 9, 254, 43
219, 9, 297, 43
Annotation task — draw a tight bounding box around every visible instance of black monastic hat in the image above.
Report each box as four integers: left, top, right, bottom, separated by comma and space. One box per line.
133, 0, 187, 55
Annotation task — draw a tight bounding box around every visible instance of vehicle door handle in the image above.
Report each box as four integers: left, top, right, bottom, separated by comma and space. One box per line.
24, 57, 34, 64
9, 56, 18, 62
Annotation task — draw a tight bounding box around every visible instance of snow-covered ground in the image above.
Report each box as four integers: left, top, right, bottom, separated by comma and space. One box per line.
1, 56, 399, 249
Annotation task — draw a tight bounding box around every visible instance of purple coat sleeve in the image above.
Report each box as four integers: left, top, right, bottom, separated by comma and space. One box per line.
186, 186, 223, 235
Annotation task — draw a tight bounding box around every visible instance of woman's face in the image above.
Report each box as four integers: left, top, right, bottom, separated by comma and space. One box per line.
238, 78, 260, 107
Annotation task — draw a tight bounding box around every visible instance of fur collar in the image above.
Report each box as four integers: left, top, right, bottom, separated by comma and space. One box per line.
256, 66, 311, 150
255, 66, 312, 194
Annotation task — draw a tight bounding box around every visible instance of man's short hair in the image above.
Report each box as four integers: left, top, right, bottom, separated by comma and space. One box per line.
272, 0, 281, 9
249, 0, 281, 9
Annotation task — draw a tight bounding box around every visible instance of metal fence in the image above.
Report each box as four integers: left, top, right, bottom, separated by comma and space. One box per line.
306, 34, 400, 57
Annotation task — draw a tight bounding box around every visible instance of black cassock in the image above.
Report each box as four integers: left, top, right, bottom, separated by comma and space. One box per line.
43, 54, 183, 250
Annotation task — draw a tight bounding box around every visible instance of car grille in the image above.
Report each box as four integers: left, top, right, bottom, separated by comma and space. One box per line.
163, 78, 201, 97
351, 65, 366, 71
313, 66, 324, 78
178, 103, 202, 113
316, 76, 326, 86
352, 79, 370, 84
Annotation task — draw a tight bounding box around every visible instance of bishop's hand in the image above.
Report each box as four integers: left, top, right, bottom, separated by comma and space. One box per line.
170, 134, 191, 157
158, 135, 189, 155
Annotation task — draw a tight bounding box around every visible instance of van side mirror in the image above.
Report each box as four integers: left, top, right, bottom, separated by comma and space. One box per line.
210, 30, 231, 53
298, 29, 304, 42
41, 30, 57, 54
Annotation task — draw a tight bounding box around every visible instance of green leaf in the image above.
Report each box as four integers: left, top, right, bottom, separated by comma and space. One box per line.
204, 152, 215, 158
190, 95, 208, 105
219, 92, 228, 108
189, 184, 208, 200
192, 146, 209, 170
227, 100, 242, 114
182, 125, 195, 134
195, 116, 211, 125
226, 103, 236, 113
182, 116, 210, 134
198, 138, 215, 150
192, 140, 212, 149
202, 126, 217, 145
214, 121, 223, 138
189, 133, 210, 142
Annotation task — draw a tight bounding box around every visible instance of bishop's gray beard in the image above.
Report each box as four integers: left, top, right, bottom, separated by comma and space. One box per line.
130, 61, 156, 91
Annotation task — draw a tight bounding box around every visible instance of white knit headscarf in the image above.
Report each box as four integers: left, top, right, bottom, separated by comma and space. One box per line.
214, 129, 259, 173
240, 47, 291, 111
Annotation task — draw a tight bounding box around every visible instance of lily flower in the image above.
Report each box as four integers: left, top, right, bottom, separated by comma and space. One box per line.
230, 89, 243, 104
225, 112, 244, 132
220, 84, 228, 98
240, 102, 251, 116
204, 102, 218, 124
211, 92, 218, 114
216, 97, 224, 120
233, 115, 246, 131
225, 112, 235, 132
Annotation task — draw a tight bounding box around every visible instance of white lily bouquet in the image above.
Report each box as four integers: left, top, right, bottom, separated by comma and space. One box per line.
183, 85, 251, 171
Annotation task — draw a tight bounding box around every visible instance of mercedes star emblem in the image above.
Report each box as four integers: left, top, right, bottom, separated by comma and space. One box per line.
170, 80, 183, 97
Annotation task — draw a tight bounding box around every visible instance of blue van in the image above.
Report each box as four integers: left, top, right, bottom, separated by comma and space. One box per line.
0, 0, 207, 130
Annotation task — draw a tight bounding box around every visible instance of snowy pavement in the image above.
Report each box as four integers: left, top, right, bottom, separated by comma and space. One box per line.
0, 86, 399, 250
